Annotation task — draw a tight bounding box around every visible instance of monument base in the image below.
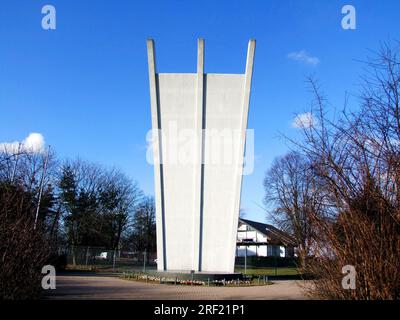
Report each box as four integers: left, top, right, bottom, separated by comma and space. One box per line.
147, 270, 243, 281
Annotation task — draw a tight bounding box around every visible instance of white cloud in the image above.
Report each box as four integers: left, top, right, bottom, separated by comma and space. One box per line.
292, 112, 317, 129
0, 133, 45, 154
287, 50, 320, 66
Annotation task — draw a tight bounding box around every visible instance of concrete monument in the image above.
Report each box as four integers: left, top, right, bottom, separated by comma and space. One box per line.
147, 39, 255, 273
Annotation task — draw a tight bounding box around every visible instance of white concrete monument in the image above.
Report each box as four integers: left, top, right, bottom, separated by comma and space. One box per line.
147, 39, 255, 273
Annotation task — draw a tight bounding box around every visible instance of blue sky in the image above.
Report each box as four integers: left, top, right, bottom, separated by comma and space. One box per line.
1, 0, 399, 223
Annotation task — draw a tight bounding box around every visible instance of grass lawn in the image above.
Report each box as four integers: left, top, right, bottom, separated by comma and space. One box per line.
234, 267, 300, 276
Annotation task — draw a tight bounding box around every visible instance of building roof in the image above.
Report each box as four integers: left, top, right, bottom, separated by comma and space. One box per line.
239, 218, 297, 247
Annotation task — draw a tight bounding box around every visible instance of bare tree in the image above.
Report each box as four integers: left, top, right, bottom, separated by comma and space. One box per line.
130, 196, 156, 260
291, 43, 400, 299
0, 151, 53, 299
98, 169, 143, 251
58, 159, 142, 264
264, 151, 321, 268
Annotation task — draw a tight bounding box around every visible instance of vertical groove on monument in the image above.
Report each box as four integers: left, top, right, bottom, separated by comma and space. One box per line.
193, 39, 205, 272
147, 39, 255, 273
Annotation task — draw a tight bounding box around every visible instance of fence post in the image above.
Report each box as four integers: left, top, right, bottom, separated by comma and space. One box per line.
207, 278, 210, 287
71, 246, 76, 266
85, 246, 90, 266
244, 246, 247, 274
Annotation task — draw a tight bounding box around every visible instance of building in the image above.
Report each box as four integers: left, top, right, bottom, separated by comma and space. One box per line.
236, 218, 297, 258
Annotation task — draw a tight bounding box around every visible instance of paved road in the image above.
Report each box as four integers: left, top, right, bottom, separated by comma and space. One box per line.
46, 274, 309, 300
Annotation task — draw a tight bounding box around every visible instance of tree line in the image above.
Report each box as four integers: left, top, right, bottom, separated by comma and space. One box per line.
0, 151, 156, 299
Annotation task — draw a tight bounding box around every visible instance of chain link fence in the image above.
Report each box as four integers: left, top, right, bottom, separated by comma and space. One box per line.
60, 246, 157, 272
60, 246, 299, 276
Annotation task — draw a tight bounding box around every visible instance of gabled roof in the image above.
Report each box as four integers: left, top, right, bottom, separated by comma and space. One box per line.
239, 218, 297, 246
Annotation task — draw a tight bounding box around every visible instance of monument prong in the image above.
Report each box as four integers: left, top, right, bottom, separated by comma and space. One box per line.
197, 38, 204, 74
229, 39, 256, 272
147, 38, 167, 271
